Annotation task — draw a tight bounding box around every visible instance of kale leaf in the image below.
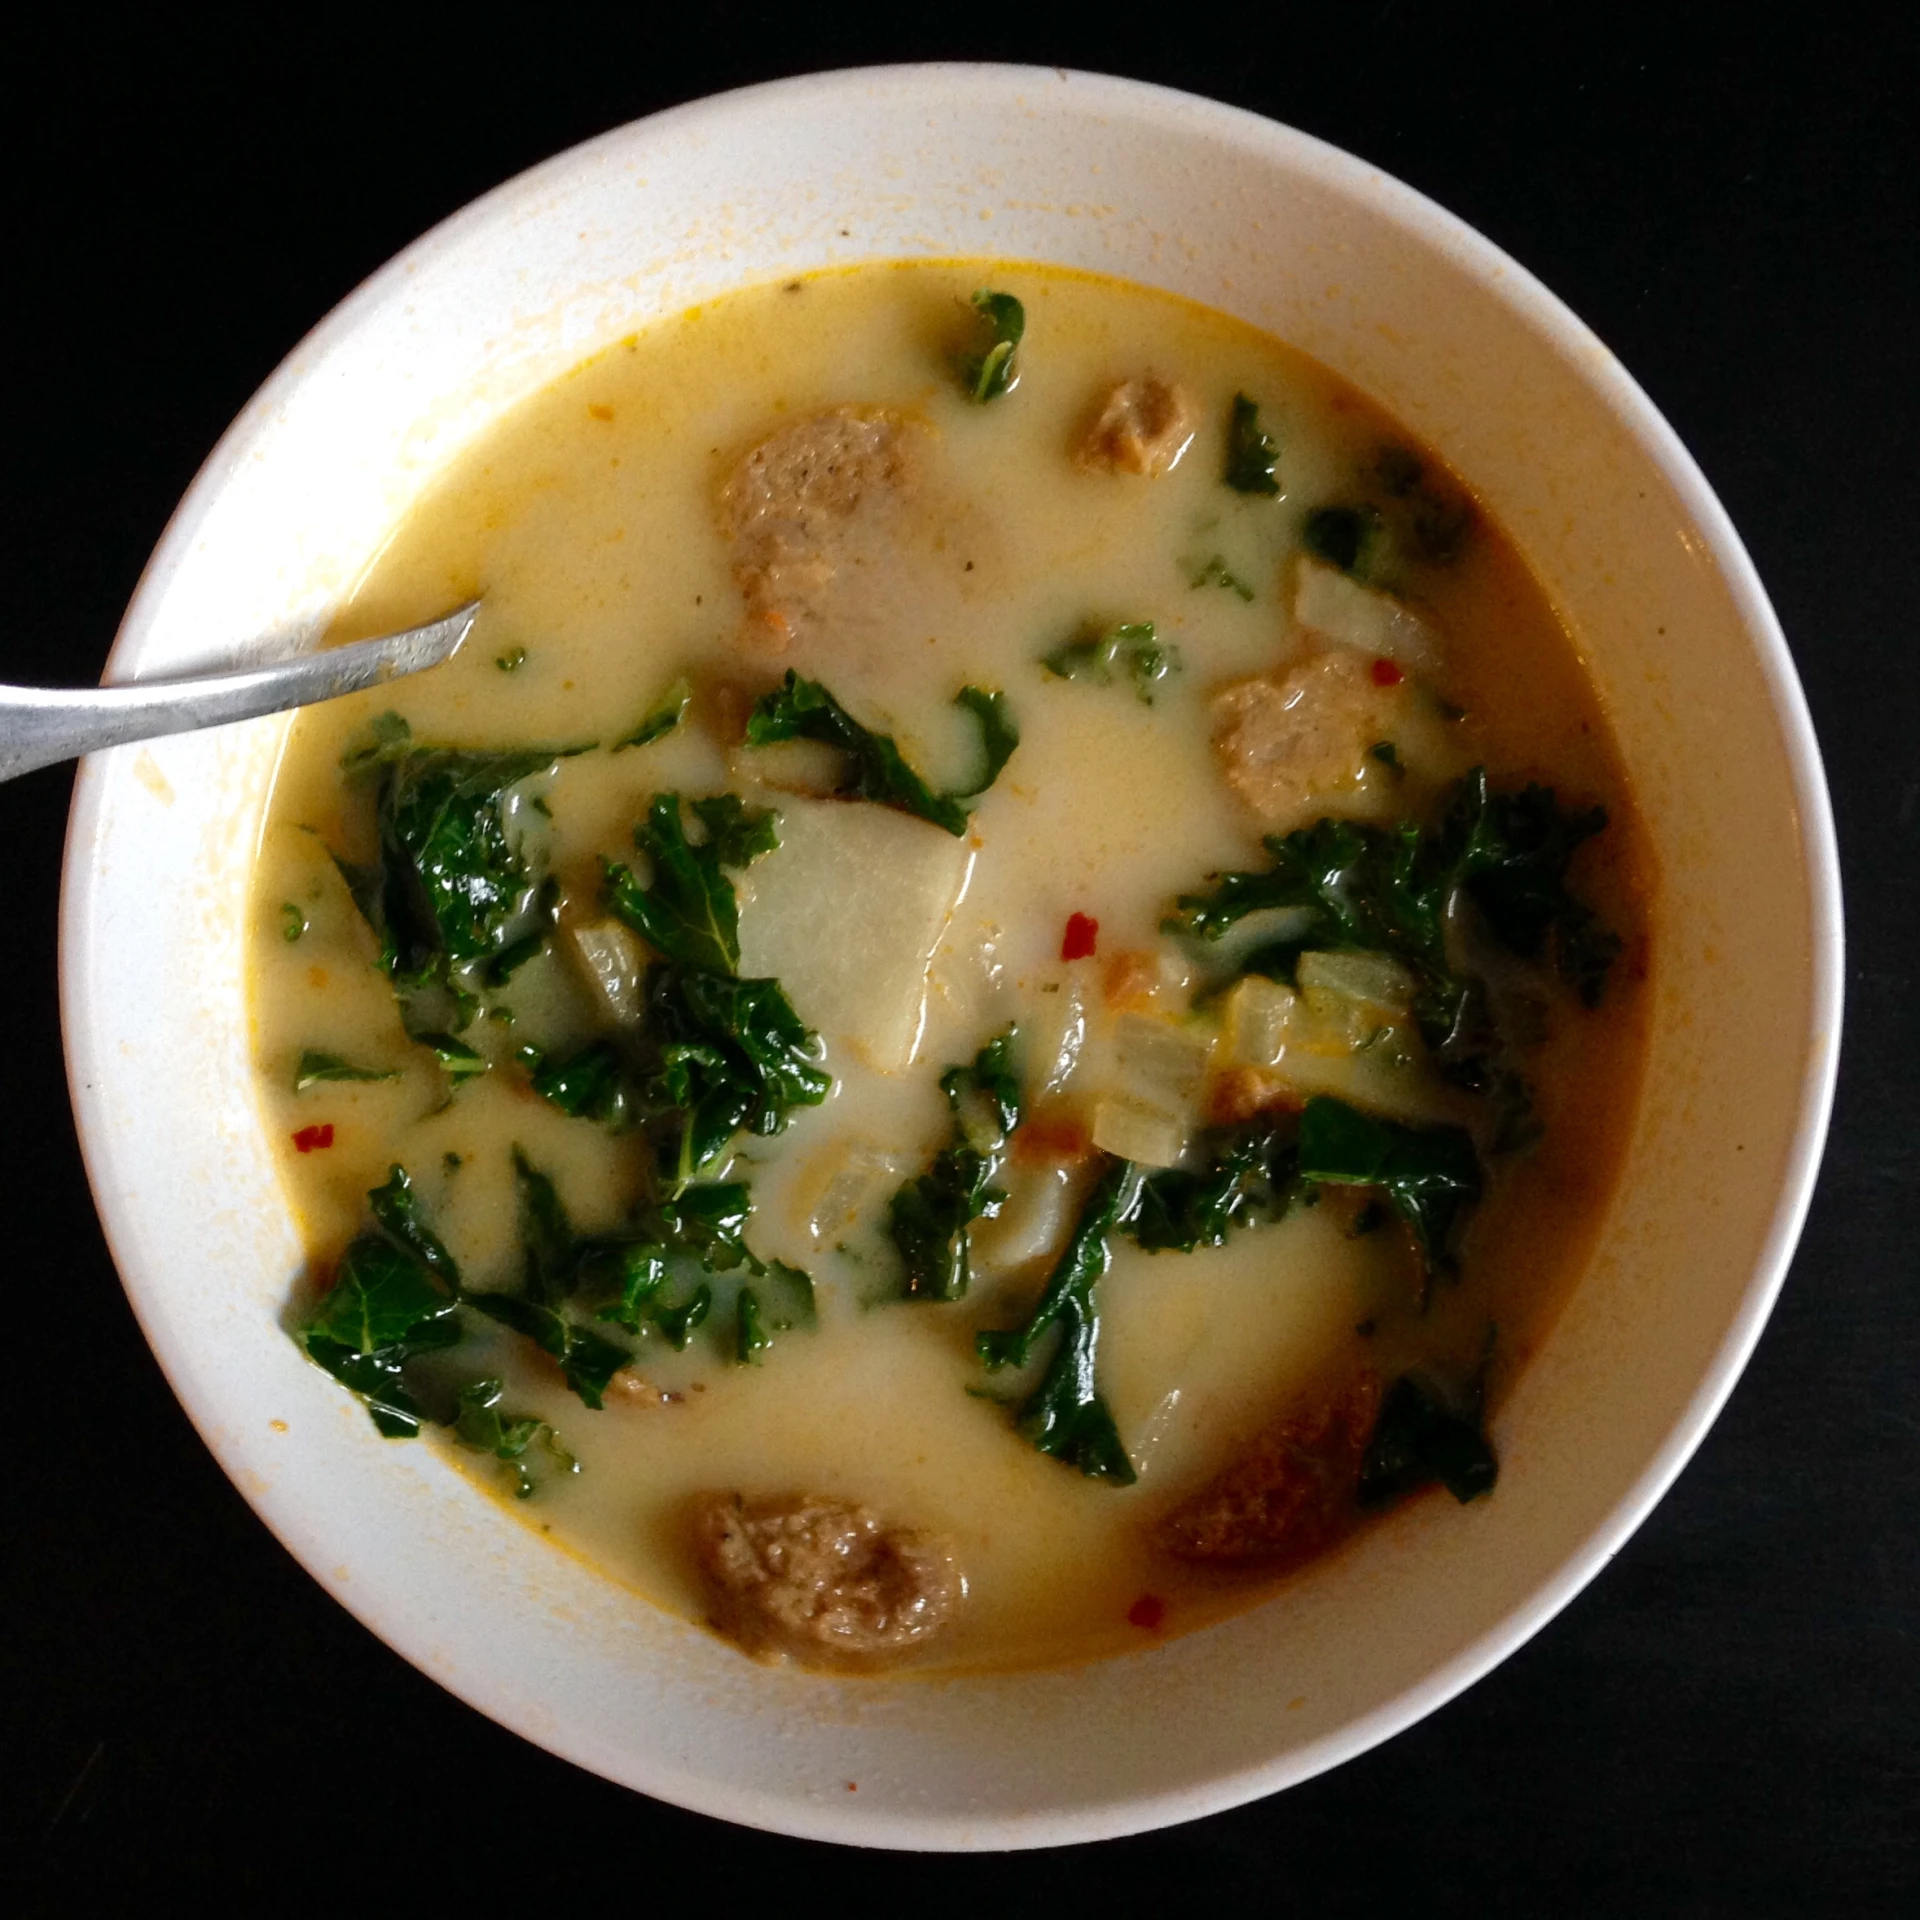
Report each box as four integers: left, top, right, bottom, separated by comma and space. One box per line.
613, 675, 692, 752
1358, 1372, 1498, 1506
370, 743, 570, 969
1224, 392, 1281, 495
1129, 1118, 1307, 1253
452, 1377, 576, 1500
1444, 770, 1619, 1005
891, 1026, 1021, 1301
292, 1050, 400, 1093
976, 1159, 1145, 1485
1042, 623, 1182, 705
466, 1290, 633, 1409
570, 1173, 815, 1365
956, 289, 1025, 402
646, 963, 832, 1186
333, 714, 587, 1032
1303, 504, 1387, 578
1163, 767, 1620, 1036
414, 1031, 488, 1089
300, 1229, 463, 1438
688, 792, 781, 868
734, 1262, 816, 1366
367, 1163, 461, 1288
545, 792, 825, 1182
951, 686, 1021, 798
602, 791, 778, 974
1296, 1095, 1481, 1268
461, 1150, 634, 1408
744, 672, 1017, 835
530, 1039, 632, 1127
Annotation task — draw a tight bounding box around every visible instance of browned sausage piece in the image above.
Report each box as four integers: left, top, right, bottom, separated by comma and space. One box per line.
1210, 649, 1400, 826
1075, 377, 1196, 476
692, 1492, 963, 1669
718, 406, 922, 653
1156, 1372, 1381, 1572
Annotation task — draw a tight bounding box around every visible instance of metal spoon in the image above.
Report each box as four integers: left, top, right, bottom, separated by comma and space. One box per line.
0, 602, 480, 784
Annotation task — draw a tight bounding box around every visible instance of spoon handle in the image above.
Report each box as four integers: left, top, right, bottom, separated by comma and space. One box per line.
0, 603, 479, 784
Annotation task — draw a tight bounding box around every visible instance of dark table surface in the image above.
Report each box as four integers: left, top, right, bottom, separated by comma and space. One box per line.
6, 11, 1915, 1910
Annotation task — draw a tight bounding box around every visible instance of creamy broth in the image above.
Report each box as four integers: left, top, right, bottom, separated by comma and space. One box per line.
251, 263, 1651, 1674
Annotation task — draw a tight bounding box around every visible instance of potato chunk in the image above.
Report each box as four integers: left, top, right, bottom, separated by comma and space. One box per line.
1156, 1372, 1381, 1570
736, 796, 974, 1071
693, 1492, 962, 1669
1210, 649, 1404, 828
718, 406, 921, 652
1075, 377, 1195, 476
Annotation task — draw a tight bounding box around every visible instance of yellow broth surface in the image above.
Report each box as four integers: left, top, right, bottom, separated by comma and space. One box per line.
250, 262, 1652, 1674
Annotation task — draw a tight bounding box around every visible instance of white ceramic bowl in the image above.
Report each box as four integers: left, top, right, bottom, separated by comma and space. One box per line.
60, 66, 1841, 1848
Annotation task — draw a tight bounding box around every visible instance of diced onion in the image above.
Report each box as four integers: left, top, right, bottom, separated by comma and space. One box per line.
1295, 948, 1417, 1017
1108, 1012, 1213, 1105
1025, 965, 1093, 1103
1091, 1096, 1190, 1168
792, 1141, 909, 1243
1293, 556, 1439, 670
565, 919, 647, 1027
1221, 975, 1299, 1069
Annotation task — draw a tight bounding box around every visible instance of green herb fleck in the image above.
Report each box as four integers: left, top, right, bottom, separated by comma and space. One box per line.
281, 902, 308, 942
495, 647, 528, 673
1186, 554, 1256, 602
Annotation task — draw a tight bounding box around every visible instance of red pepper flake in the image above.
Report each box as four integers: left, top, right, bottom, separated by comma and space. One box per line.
1061, 912, 1099, 961
292, 1123, 335, 1154
1127, 1593, 1167, 1632
1370, 657, 1405, 687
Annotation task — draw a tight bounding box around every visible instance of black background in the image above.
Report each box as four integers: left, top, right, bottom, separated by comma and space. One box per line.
5, 8, 1915, 1911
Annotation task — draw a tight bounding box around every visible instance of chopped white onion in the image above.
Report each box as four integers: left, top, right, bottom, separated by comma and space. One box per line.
1293, 556, 1439, 670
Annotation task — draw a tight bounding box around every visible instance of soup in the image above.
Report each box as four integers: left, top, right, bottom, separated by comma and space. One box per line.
250, 262, 1651, 1675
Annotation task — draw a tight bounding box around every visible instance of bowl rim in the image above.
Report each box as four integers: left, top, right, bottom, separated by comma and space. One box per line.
58, 62, 1844, 1847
